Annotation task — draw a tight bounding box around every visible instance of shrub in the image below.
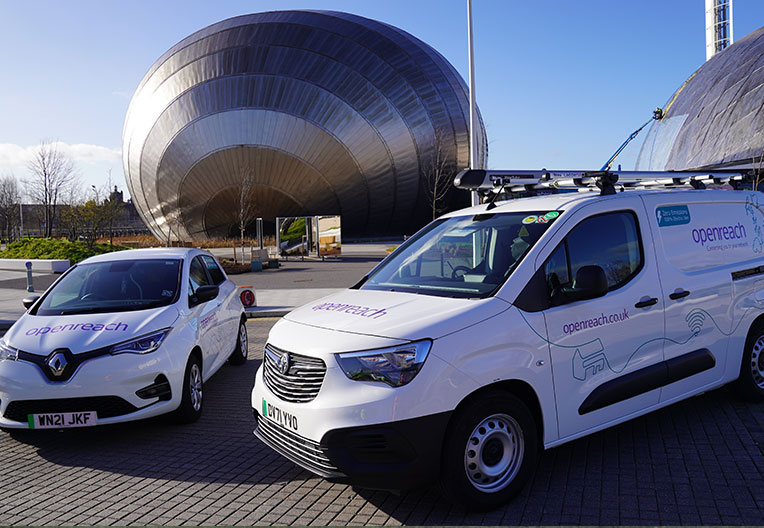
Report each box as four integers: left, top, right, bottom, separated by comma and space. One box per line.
0, 238, 127, 264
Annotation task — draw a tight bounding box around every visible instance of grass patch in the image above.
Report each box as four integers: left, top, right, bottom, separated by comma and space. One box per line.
0, 238, 127, 264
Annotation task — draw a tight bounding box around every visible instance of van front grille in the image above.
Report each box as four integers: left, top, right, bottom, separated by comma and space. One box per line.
262, 344, 326, 403
255, 413, 341, 478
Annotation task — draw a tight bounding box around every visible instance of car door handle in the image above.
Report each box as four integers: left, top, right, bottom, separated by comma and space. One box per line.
669, 289, 691, 300
635, 297, 659, 308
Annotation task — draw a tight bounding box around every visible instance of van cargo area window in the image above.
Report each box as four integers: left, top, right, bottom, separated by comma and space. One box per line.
362, 211, 560, 298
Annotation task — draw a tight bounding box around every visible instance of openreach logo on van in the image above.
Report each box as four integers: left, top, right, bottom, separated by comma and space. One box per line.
25, 322, 129, 337
562, 309, 629, 335
691, 223, 747, 247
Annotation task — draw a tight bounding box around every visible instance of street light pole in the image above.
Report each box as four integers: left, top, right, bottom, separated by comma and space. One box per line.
467, 0, 479, 207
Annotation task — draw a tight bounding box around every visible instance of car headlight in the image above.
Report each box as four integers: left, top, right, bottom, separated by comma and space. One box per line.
336, 340, 432, 387
0, 341, 18, 361
110, 328, 170, 355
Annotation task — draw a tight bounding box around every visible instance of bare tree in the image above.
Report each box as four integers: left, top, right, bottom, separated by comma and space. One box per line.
25, 141, 77, 237
421, 135, 454, 220
238, 168, 259, 262
0, 173, 21, 241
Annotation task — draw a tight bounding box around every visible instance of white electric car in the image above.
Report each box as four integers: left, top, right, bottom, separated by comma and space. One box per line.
252, 169, 764, 510
0, 248, 247, 429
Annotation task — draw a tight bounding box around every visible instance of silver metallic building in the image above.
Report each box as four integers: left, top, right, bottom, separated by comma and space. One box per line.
122, 10, 487, 241
637, 25, 764, 172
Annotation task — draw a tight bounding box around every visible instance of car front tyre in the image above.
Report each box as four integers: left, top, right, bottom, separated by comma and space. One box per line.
440, 391, 537, 511
734, 321, 764, 401
229, 319, 248, 365
173, 354, 203, 423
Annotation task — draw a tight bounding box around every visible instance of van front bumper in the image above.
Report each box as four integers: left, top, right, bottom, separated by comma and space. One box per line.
254, 409, 452, 490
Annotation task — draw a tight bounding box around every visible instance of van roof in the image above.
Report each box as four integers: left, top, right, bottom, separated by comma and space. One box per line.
441, 188, 751, 218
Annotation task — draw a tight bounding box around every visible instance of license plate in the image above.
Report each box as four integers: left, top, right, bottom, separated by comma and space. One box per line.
28, 411, 97, 429
261, 398, 298, 431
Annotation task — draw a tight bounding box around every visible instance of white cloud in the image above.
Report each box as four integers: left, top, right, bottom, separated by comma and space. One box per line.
0, 142, 121, 170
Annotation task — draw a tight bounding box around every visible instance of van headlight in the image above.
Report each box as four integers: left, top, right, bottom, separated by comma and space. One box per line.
336, 340, 431, 387
0, 341, 18, 361
110, 328, 170, 355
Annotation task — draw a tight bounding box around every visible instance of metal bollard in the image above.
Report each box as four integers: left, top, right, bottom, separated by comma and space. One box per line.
25, 261, 34, 292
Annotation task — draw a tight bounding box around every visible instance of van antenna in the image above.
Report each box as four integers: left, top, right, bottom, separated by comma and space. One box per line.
600, 107, 663, 172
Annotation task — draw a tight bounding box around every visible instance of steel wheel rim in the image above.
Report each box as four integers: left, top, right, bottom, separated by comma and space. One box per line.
752, 336, 764, 389
239, 324, 248, 359
189, 363, 202, 411
464, 413, 524, 493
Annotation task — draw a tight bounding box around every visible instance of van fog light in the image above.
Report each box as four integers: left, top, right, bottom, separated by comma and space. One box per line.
336, 340, 431, 387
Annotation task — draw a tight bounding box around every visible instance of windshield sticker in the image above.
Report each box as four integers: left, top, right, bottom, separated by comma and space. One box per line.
518, 226, 529, 237
522, 215, 538, 224
656, 205, 690, 227
544, 211, 560, 220
312, 302, 387, 319
161, 290, 173, 297
25, 322, 128, 337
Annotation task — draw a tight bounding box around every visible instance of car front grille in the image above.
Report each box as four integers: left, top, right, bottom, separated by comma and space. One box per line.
255, 413, 342, 478
3, 396, 140, 423
263, 344, 326, 403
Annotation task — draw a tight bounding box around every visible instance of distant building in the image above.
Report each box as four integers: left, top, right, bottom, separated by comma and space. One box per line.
637, 25, 763, 172
123, 11, 487, 241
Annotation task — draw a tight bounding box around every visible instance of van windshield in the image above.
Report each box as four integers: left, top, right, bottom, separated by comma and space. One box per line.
35, 259, 182, 316
361, 211, 560, 298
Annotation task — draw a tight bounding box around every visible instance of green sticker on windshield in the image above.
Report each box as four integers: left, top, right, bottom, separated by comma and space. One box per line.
519, 226, 529, 237
545, 211, 559, 219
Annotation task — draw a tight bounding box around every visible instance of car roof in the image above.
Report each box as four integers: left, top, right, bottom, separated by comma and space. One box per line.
440, 188, 747, 218
78, 247, 209, 265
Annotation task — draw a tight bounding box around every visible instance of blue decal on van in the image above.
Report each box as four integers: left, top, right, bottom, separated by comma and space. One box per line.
656, 205, 690, 227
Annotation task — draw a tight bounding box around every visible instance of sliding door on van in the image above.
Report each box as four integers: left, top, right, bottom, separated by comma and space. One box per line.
538, 197, 665, 439
641, 195, 737, 403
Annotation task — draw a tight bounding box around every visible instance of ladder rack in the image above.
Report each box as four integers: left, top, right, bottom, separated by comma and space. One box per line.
453, 169, 755, 197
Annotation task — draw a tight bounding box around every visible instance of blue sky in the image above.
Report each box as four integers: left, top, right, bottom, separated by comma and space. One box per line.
1, 0, 763, 199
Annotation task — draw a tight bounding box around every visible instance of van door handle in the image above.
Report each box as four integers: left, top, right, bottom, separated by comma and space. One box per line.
635, 297, 659, 308
669, 289, 691, 300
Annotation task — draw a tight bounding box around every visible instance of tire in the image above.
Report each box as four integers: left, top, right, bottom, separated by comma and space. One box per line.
734, 321, 764, 401
229, 319, 248, 365
173, 354, 203, 424
439, 391, 538, 511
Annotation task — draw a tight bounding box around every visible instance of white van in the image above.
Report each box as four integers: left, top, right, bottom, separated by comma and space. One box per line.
251, 170, 764, 509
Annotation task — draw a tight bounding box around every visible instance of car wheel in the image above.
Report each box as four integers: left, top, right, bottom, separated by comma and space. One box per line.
229, 319, 248, 365
439, 391, 537, 510
173, 354, 203, 423
734, 321, 764, 401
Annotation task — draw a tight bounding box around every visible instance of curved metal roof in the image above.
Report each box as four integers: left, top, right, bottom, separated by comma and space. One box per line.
637, 25, 764, 171
122, 10, 487, 240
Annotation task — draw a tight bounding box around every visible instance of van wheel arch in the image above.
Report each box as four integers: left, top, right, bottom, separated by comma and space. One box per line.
450, 380, 544, 450
734, 316, 764, 400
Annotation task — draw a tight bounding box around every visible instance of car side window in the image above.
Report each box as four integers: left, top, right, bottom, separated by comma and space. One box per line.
201, 255, 225, 285
188, 256, 210, 298
544, 211, 643, 305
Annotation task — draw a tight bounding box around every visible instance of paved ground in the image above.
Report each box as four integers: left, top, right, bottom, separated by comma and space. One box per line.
1, 318, 764, 526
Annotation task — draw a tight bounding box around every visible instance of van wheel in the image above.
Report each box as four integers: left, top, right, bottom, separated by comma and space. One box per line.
173, 354, 203, 423
439, 391, 537, 510
229, 319, 248, 365
734, 321, 764, 401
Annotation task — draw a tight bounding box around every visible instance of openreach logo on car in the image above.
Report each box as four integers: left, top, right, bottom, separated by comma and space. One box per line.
562, 309, 629, 335
691, 222, 747, 246
25, 322, 129, 337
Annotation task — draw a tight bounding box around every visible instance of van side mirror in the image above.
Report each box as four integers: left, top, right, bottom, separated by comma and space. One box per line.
22, 296, 40, 310
192, 285, 219, 306
563, 265, 608, 302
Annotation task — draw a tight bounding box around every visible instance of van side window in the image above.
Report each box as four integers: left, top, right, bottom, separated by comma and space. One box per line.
201, 255, 225, 285
544, 211, 642, 305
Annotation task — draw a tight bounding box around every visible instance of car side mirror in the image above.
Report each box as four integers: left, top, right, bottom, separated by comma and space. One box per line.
22, 296, 40, 310
192, 285, 219, 306
563, 265, 608, 302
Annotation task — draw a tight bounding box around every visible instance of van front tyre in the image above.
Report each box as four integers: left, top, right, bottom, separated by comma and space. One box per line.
734, 321, 764, 401
229, 319, 248, 365
173, 354, 203, 423
440, 392, 537, 510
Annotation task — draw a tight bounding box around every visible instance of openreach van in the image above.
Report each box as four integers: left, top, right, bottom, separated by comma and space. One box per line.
251, 169, 764, 509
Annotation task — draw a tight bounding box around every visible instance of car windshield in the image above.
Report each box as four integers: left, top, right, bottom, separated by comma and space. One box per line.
361, 211, 560, 298
35, 259, 182, 316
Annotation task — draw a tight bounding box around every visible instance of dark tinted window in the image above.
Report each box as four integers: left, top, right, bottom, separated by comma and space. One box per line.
544, 211, 642, 304
201, 255, 225, 285
189, 256, 210, 298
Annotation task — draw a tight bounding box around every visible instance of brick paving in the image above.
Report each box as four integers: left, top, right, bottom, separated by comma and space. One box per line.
0, 318, 763, 525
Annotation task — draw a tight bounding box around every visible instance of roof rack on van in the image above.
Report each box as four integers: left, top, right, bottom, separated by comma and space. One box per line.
454, 169, 755, 197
